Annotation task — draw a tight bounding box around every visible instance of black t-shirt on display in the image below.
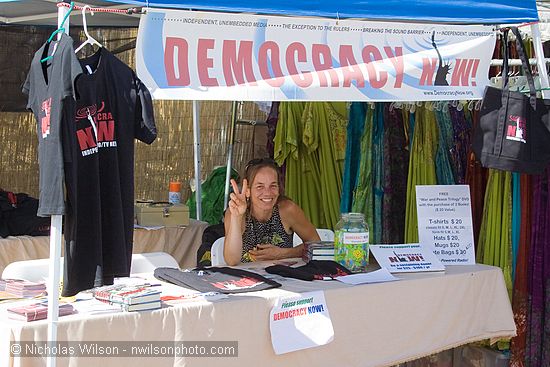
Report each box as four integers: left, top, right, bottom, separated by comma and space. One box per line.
62, 48, 157, 296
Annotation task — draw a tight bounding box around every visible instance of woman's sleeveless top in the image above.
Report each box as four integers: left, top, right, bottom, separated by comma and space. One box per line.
241, 204, 294, 262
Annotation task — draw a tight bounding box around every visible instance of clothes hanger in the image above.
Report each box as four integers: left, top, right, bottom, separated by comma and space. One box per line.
40, 2, 74, 63
74, 5, 103, 54
475, 99, 482, 110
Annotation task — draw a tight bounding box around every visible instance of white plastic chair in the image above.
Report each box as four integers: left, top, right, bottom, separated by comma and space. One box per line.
130, 252, 179, 274
2, 258, 61, 283
211, 237, 226, 266
1, 252, 179, 282
211, 228, 335, 266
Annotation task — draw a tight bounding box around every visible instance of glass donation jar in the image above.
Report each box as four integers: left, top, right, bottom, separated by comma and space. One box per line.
334, 213, 369, 273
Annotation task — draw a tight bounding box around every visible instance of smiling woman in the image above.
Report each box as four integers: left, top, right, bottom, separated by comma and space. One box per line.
223, 158, 320, 265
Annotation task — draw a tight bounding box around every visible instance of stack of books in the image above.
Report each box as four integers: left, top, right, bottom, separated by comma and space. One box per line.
302, 241, 335, 262
93, 284, 162, 312
3, 279, 47, 298
0, 278, 17, 291
8, 302, 75, 322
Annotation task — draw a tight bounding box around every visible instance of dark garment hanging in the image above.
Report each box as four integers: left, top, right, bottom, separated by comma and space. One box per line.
381, 103, 409, 244
372, 103, 384, 244
340, 102, 368, 213
510, 174, 532, 367
543, 40, 550, 75
525, 170, 550, 366
434, 108, 455, 185
465, 110, 488, 248
62, 48, 157, 297
448, 105, 472, 184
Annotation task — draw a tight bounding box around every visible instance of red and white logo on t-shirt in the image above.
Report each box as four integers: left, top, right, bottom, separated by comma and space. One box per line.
40, 98, 52, 139
75, 101, 118, 156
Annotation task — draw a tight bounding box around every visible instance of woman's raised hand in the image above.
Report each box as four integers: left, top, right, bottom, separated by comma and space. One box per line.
228, 178, 248, 216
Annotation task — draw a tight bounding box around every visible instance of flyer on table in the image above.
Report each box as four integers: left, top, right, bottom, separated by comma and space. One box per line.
370, 243, 445, 273
270, 291, 333, 355
415, 185, 476, 265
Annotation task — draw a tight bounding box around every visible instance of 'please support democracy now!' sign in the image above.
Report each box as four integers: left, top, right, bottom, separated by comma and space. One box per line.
270, 291, 333, 354
136, 9, 496, 101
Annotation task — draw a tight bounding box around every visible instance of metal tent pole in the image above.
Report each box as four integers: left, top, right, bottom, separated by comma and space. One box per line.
193, 100, 202, 220
531, 23, 550, 98
46, 5, 70, 366
223, 101, 238, 209
46, 215, 62, 367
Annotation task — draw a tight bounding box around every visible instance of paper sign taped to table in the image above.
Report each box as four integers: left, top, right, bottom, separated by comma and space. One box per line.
270, 291, 333, 355
370, 243, 445, 273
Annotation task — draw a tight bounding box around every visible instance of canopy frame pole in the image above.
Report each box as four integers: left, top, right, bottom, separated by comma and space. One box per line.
531, 23, 550, 98
46, 4, 70, 367
46, 215, 62, 367
193, 100, 202, 220
223, 101, 238, 209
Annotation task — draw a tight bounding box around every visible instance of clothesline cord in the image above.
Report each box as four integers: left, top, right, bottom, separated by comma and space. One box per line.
498, 22, 539, 31
490, 58, 550, 66
57, 2, 143, 15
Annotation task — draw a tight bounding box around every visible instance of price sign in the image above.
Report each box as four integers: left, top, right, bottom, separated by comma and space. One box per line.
415, 185, 475, 265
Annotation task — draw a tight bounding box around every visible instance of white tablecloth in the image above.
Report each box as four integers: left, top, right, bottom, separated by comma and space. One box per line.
0, 264, 515, 367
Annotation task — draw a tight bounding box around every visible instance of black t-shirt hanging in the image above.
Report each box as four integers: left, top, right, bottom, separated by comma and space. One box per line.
62, 47, 157, 297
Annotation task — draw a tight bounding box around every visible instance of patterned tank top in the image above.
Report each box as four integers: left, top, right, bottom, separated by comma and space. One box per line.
241, 204, 294, 262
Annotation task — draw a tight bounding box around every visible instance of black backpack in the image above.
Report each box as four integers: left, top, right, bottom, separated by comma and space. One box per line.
0, 190, 50, 238
196, 223, 225, 267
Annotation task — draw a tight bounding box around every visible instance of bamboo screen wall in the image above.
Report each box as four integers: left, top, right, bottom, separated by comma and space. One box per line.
0, 27, 267, 203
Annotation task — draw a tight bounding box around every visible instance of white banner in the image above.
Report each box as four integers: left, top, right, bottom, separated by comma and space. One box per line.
136, 9, 496, 101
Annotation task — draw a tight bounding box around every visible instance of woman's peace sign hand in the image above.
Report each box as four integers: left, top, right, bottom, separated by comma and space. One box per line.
228, 178, 248, 217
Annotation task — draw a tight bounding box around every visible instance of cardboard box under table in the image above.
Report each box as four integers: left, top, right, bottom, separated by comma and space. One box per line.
135, 203, 189, 226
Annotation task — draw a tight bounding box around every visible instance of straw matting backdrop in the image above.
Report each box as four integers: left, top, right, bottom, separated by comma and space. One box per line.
0, 27, 268, 203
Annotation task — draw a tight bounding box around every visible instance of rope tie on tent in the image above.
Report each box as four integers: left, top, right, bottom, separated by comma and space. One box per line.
57, 1, 144, 15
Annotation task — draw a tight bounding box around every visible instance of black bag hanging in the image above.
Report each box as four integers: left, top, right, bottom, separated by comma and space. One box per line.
472, 27, 550, 174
